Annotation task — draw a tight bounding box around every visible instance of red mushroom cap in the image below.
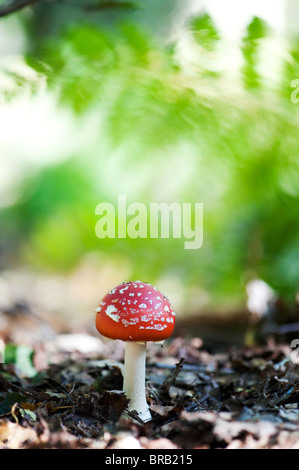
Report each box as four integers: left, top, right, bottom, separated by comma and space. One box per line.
95, 281, 175, 342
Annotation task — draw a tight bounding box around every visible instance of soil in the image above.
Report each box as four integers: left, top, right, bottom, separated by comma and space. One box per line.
0, 323, 299, 449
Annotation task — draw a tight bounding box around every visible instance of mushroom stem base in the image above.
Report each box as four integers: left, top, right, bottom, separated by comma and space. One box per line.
123, 341, 151, 423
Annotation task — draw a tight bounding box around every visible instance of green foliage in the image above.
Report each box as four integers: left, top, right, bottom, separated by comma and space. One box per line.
241, 16, 268, 89
189, 12, 220, 50
4, 344, 37, 378
2, 13, 299, 308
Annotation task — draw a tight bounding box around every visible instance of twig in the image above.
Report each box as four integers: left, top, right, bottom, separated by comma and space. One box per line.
0, 375, 41, 401
82, 1, 137, 11
0, 0, 40, 18
264, 322, 299, 335
151, 362, 204, 371
45, 378, 75, 405
162, 357, 185, 394
0, 0, 137, 19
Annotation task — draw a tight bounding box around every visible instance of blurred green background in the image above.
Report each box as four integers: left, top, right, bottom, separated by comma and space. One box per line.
0, 0, 299, 331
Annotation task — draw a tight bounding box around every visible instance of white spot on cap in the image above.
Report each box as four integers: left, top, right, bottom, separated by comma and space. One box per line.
121, 317, 139, 327
145, 324, 167, 331
105, 305, 120, 323
166, 317, 174, 323
119, 286, 129, 294
139, 303, 147, 309
155, 324, 167, 331
141, 315, 150, 322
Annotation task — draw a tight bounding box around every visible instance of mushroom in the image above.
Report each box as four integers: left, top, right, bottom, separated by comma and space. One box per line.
95, 280, 176, 422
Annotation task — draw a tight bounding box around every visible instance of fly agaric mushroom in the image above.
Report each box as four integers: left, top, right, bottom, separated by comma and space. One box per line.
95, 280, 175, 422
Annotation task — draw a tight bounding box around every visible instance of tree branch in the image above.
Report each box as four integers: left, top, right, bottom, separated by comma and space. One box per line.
82, 1, 137, 11
0, 0, 40, 18
0, 0, 137, 18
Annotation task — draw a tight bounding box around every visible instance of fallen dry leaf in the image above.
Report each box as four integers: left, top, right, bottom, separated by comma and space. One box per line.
0, 421, 38, 448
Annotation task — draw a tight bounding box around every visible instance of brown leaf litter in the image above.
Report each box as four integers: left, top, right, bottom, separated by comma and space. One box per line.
0, 333, 299, 449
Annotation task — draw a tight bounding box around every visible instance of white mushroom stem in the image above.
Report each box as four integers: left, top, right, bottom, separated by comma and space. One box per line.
123, 341, 152, 422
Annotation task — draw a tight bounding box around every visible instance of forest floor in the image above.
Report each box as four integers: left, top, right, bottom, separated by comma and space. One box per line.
1, 314, 299, 449
0, 268, 299, 449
